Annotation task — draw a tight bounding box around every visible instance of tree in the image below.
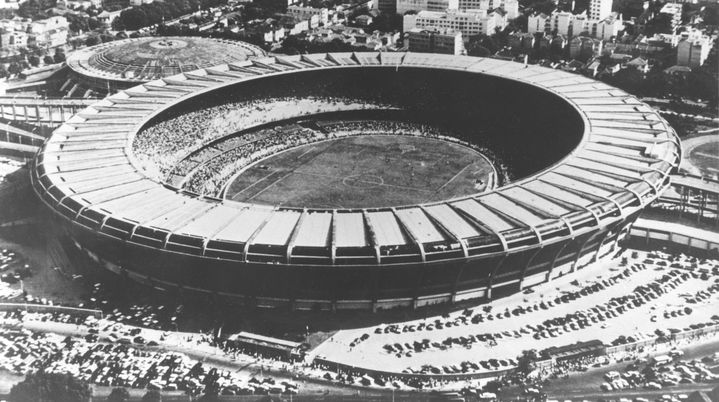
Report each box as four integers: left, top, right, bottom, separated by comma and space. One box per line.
114, 7, 149, 30
43, 55, 54, 64
108, 387, 130, 402
16, 0, 45, 19
85, 35, 101, 46
88, 16, 105, 30
483, 379, 502, 393
53, 51, 66, 63
702, 4, 719, 26
66, 13, 90, 33
517, 349, 540, 374
141, 389, 162, 402
7, 62, 21, 76
28, 55, 40, 67
644, 13, 673, 35
100, 32, 115, 43
467, 43, 491, 57
0, 65, 8, 79
613, 0, 645, 18
9, 372, 92, 402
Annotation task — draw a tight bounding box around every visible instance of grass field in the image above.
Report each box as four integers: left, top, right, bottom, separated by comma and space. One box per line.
689, 140, 719, 176
225, 135, 495, 209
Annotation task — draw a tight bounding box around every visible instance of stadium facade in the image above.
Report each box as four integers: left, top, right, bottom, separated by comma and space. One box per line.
32, 52, 681, 311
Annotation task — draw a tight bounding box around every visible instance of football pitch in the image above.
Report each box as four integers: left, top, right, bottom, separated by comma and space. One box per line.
225, 135, 496, 209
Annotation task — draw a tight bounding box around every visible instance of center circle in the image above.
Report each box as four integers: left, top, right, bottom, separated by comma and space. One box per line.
342, 174, 384, 188
225, 134, 496, 209
148, 39, 188, 49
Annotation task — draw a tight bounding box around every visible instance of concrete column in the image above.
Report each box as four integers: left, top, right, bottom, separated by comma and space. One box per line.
486, 256, 507, 301
450, 262, 468, 304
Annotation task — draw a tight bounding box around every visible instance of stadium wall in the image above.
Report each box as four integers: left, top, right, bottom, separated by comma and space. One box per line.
57, 208, 639, 311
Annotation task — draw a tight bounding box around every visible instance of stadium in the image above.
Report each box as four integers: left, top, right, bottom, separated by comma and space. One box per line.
63, 36, 265, 96
31, 52, 681, 311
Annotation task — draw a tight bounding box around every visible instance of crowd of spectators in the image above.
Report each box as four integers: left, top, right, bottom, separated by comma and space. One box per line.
183, 125, 324, 195
169, 130, 277, 180
178, 118, 508, 197
132, 87, 518, 198
133, 96, 394, 181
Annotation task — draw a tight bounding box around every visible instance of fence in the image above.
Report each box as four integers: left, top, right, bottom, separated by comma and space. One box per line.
0, 303, 103, 319
603, 323, 719, 356
628, 222, 719, 256
313, 357, 516, 382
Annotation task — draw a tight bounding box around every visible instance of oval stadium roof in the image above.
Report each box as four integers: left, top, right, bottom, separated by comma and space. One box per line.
33, 52, 681, 265
66, 36, 266, 83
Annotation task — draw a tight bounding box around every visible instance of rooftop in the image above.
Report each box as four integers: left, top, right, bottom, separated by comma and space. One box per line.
66, 36, 265, 83
34, 53, 680, 260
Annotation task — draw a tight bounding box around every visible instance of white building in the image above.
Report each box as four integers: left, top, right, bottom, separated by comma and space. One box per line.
29, 16, 69, 35
553, 11, 575, 36
659, 2, 682, 32
287, 5, 329, 27
282, 17, 309, 35
375, 0, 396, 14
405, 9, 506, 36
569, 35, 603, 60
458, 0, 518, 18
0, 16, 68, 49
407, 27, 463, 54
536, 9, 621, 39
396, 0, 458, 15
0, 30, 27, 48
0, 0, 19, 10
589, 0, 612, 21
676, 35, 712, 67
527, 12, 550, 34
595, 16, 622, 40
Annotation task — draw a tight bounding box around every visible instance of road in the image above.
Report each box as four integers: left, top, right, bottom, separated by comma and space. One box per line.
550, 383, 716, 400
497, 335, 719, 400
